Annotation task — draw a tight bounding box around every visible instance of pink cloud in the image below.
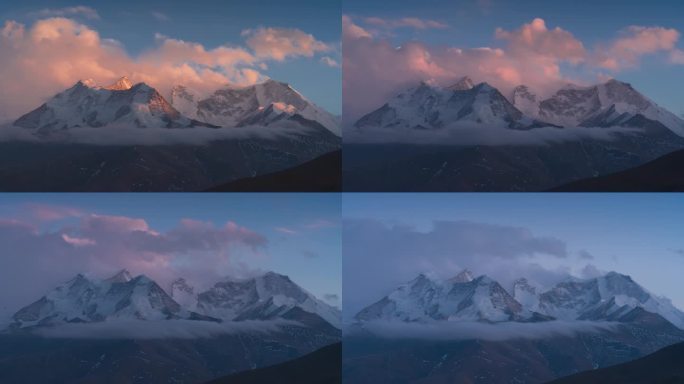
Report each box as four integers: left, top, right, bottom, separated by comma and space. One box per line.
25, 203, 84, 222
0, 17, 331, 120
243, 27, 330, 61
495, 18, 586, 63
0, 211, 270, 314
61, 233, 96, 246
82, 214, 151, 233
343, 15, 372, 40
595, 26, 681, 69
342, 15, 684, 125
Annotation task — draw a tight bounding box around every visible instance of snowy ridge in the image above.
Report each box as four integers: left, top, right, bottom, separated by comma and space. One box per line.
512, 79, 684, 136
170, 79, 341, 136
355, 76, 684, 137
9, 270, 340, 331
355, 270, 547, 323
354, 80, 550, 131
11, 270, 193, 328
535, 271, 684, 328
13, 78, 211, 131
191, 271, 341, 329
357, 270, 684, 329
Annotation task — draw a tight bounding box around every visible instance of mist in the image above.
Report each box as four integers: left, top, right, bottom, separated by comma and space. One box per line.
32, 319, 299, 340
0, 122, 324, 146
347, 320, 621, 342
343, 124, 645, 146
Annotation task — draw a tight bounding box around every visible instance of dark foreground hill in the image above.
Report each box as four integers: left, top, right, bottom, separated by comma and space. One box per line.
546, 341, 684, 384
206, 342, 341, 384
207, 150, 341, 192
551, 149, 684, 192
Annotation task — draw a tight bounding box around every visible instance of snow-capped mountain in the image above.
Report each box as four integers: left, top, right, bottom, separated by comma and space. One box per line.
190, 272, 341, 328
446, 76, 475, 91
170, 79, 340, 136
536, 272, 684, 328
357, 270, 684, 329
354, 80, 552, 131
354, 77, 684, 137
13, 77, 214, 132
10, 270, 340, 330
10, 270, 209, 328
169, 277, 197, 311
512, 79, 684, 136
355, 271, 548, 323
512, 277, 542, 312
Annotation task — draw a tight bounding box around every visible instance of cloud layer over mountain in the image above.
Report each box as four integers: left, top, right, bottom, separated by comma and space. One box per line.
0, 204, 268, 318
0, 15, 332, 120
343, 15, 684, 124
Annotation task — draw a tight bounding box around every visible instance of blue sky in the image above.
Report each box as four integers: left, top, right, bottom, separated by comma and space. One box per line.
343, 0, 684, 117
0, 0, 341, 115
0, 193, 341, 315
343, 193, 684, 313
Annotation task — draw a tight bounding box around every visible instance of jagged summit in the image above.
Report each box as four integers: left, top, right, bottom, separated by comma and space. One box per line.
356, 271, 684, 328
169, 79, 340, 135
354, 79, 547, 131
104, 76, 134, 91
13, 78, 215, 131
449, 269, 474, 283
355, 272, 544, 323
510, 79, 684, 135
447, 76, 475, 91
105, 269, 133, 283
8, 269, 340, 330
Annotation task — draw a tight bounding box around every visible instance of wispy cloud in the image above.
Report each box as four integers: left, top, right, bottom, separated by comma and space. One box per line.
320, 56, 340, 67
304, 219, 338, 230
275, 227, 298, 235
30, 6, 100, 20
350, 320, 621, 341
364, 17, 449, 31
151, 11, 170, 21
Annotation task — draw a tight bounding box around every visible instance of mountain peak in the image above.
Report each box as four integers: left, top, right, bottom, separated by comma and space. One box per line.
474, 82, 496, 92
104, 76, 133, 91
77, 78, 97, 88
447, 76, 475, 91
262, 271, 289, 280
106, 269, 133, 283
449, 269, 474, 283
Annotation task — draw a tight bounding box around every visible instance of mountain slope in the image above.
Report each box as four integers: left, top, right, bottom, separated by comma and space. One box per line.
14, 77, 213, 132
171, 80, 340, 135
347, 270, 684, 384
513, 79, 684, 136
206, 150, 341, 192
354, 81, 553, 131
10, 270, 210, 327
206, 343, 341, 384
193, 272, 341, 329
536, 272, 684, 328
355, 272, 547, 323
550, 149, 684, 191
546, 341, 684, 384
